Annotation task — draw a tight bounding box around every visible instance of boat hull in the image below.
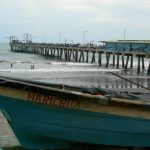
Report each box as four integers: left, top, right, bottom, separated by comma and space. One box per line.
1, 95, 150, 149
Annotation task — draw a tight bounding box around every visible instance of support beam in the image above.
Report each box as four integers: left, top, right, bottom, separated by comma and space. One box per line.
116, 53, 120, 68
98, 52, 102, 66
125, 55, 129, 69
105, 53, 110, 68
137, 56, 141, 74
91, 52, 96, 63
147, 61, 150, 75
130, 55, 133, 68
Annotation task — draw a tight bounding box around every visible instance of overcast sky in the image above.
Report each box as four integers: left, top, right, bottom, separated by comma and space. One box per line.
1, 0, 150, 43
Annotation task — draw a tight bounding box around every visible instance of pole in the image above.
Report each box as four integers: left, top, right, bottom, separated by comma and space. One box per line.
59, 32, 62, 43
83, 31, 88, 45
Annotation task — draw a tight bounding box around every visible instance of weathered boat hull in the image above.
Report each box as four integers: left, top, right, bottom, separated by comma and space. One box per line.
0, 76, 150, 149
1, 95, 150, 149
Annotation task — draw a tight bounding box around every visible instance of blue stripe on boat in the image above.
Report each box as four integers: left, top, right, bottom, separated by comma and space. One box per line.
1, 95, 150, 149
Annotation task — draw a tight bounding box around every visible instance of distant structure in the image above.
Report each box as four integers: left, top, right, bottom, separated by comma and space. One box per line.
9, 36, 19, 44
102, 40, 150, 52
9, 33, 32, 45
23, 33, 32, 43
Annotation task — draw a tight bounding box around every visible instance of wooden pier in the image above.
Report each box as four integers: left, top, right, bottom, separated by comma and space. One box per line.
10, 41, 150, 74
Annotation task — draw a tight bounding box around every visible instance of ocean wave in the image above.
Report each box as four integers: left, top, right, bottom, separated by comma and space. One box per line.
50, 61, 101, 67
0, 60, 51, 64
0, 68, 122, 72
0, 59, 149, 68
0, 60, 10, 63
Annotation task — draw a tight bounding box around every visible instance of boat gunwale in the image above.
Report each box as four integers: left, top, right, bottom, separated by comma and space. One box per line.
0, 76, 149, 109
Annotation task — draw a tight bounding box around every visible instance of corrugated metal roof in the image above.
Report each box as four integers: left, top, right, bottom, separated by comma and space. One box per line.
101, 40, 150, 44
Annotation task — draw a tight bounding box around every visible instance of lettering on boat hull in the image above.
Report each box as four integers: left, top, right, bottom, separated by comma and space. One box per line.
27, 91, 80, 109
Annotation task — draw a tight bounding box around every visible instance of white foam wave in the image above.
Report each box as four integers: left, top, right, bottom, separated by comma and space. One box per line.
1, 58, 150, 68
50, 61, 99, 66
0, 68, 122, 73
0, 60, 52, 64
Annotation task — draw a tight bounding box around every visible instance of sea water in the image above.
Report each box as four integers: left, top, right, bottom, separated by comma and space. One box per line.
0, 43, 150, 89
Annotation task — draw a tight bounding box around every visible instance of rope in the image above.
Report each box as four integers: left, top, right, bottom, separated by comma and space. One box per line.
108, 71, 150, 91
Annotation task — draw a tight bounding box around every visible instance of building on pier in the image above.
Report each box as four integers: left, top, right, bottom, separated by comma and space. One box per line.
102, 40, 150, 52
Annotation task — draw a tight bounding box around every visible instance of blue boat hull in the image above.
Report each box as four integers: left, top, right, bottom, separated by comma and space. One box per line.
1, 95, 150, 149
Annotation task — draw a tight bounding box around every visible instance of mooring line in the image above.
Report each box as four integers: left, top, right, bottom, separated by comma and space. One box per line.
108, 71, 150, 91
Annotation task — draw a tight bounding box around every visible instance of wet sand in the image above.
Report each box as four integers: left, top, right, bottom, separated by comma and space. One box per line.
0, 112, 20, 148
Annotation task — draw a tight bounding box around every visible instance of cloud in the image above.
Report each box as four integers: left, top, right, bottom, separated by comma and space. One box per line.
0, 0, 150, 42
60, 0, 93, 12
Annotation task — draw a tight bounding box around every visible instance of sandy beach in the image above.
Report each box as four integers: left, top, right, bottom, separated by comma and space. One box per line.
0, 112, 20, 148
